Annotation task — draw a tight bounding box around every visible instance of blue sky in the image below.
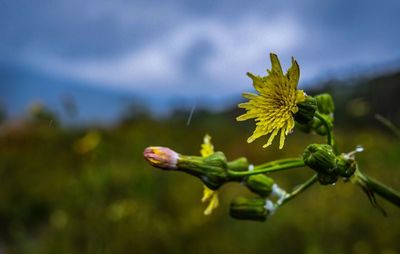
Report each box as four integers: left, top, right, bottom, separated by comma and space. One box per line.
2, 0, 400, 119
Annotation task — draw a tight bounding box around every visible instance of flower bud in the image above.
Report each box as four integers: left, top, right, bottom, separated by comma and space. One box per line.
317, 172, 338, 185
315, 93, 335, 115
294, 96, 318, 124
336, 154, 357, 178
244, 174, 275, 197
227, 157, 249, 172
143, 146, 179, 170
303, 144, 337, 174
311, 117, 328, 135
229, 197, 268, 221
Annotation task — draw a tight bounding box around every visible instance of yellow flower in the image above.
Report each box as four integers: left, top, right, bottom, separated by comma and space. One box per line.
237, 53, 306, 149
200, 134, 219, 215
201, 186, 219, 215
200, 134, 214, 157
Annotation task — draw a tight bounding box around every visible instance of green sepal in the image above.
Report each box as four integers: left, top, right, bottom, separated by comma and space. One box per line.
311, 117, 328, 135
177, 152, 229, 190
312, 113, 334, 136
230, 197, 268, 222
317, 172, 338, 185
336, 155, 357, 178
244, 174, 275, 197
294, 96, 318, 124
227, 157, 249, 172
295, 121, 312, 134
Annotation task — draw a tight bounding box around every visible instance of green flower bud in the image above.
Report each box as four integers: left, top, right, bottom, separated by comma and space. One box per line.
227, 157, 249, 172
315, 93, 335, 115
336, 154, 357, 178
294, 96, 318, 124
230, 197, 268, 221
244, 174, 275, 197
178, 152, 229, 190
311, 117, 328, 135
317, 172, 338, 185
303, 144, 337, 174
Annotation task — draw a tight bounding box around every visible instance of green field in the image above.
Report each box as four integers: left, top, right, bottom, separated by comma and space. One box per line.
0, 109, 399, 254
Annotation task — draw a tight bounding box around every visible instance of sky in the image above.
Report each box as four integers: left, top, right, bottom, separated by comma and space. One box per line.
1, 0, 400, 120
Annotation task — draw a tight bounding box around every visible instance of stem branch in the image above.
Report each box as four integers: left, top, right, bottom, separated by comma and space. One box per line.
355, 170, 400, 207
227, 160, 305, 178
315, 112, 334, 147
254, 157, 304, 170
278, 174, 318, 207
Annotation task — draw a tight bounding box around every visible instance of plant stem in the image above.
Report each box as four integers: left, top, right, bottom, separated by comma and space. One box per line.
375, 114, 400, 138
315, 112, 334, 147
277, 174, 318, 207
355, 170, 400, 207
253, 157, 303, 170
227, 159, 305, 178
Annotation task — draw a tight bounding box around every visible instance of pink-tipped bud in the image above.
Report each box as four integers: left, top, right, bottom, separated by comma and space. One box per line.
143, 146, 179, 170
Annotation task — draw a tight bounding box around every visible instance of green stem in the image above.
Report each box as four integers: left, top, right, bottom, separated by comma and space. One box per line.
254, 157, 303, 170
355, 170, 400, 207
375, 114, 400, 138
315, 112, 334, 147
227, 160, 305, 178
278, 174, 318, 207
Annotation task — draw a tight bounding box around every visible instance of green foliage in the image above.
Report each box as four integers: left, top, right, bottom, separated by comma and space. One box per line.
0, 114, 400, 253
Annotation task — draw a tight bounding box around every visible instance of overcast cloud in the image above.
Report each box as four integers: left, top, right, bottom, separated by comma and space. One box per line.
2, 0, 400, 98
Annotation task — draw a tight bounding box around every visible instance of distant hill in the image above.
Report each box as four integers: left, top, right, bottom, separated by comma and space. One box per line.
2, 63, 400, 127
309, 71, 400, 128
0, 64, 148, 125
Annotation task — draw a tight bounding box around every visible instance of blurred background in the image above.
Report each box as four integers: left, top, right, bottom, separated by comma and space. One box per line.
1, 0, 400, 253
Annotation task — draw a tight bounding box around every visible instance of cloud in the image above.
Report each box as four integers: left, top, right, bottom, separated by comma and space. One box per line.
21, 14, 303, 97
5, 0, 400, 99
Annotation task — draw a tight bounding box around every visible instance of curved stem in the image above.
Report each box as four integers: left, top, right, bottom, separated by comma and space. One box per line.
227, 160, 305, 179
253, 157, 303, 170
277, 174, 318, 207
315, 112, 334, 147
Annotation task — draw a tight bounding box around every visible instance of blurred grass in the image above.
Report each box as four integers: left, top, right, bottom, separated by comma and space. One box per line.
0, 112, 399, 254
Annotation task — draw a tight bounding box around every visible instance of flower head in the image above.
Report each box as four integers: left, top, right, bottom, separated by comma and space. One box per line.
237, 53, 306, 149
199, 134, 219, 215
143, 146, 179, 170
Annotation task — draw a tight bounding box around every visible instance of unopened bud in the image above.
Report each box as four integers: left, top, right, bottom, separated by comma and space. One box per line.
143, 146, 179, 170
230, 197, 268, 221
294, 96, 318, 124
313, 113, 334, 136
244, 174, 275, 197
303, 144, 337, 174
227, 157, 249, 171
336, 154, 357, 178
315, 93, 335, 115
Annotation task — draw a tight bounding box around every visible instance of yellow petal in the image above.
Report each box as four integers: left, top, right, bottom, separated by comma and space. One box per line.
203, 192, 219, 215
269, 53, 284, 75
201, 185, 214, 202
286, 57, 300, 89
237, 53, 303, 149
200, 134, 214, 157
